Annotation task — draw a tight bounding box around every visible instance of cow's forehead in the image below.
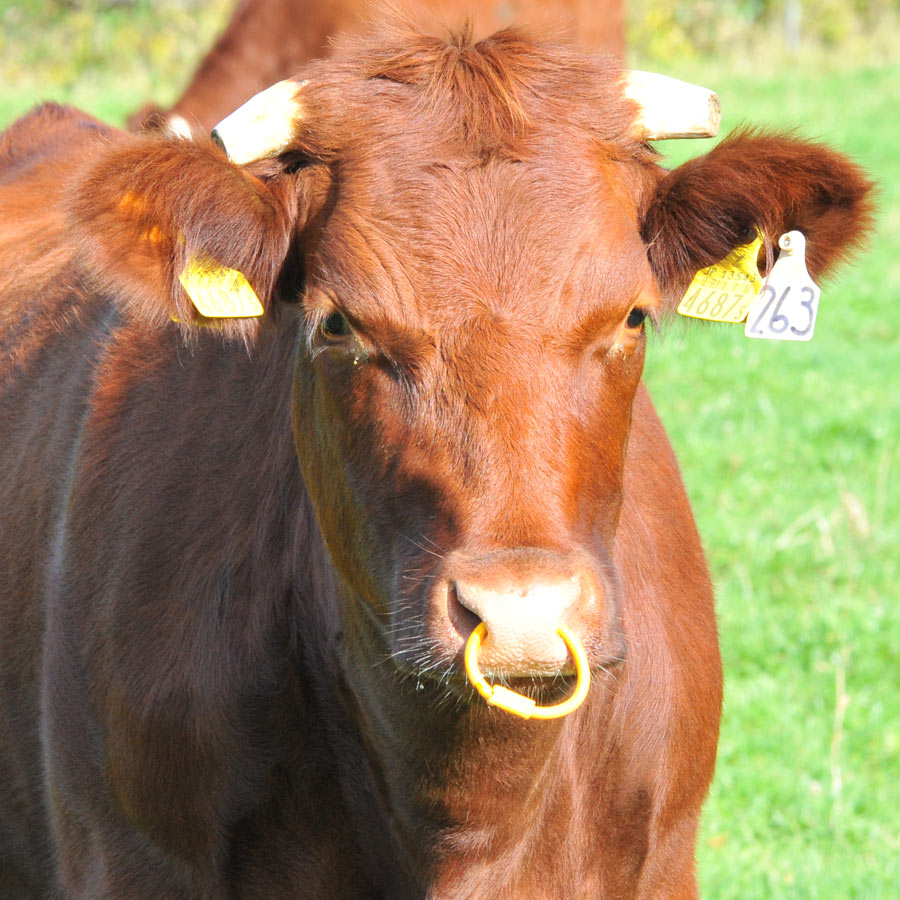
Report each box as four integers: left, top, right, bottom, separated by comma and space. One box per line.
310, 147, 655, 334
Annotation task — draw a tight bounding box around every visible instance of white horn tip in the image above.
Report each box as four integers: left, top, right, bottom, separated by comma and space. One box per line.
165, 114, 194, 141
212, 79, 306, 165
624, 71, 721, 141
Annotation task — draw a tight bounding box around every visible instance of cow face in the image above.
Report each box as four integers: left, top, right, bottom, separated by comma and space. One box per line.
290, 138, 656, 682
70, 28, 870, 698
240, 35, 672, 688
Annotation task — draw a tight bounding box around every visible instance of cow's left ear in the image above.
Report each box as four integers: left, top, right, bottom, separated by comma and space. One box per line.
69, 134, 311, 341
640, 131, 875, 307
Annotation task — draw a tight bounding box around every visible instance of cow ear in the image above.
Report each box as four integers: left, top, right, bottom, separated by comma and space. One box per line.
69, 135, 309, 341
641, 130, 874, 307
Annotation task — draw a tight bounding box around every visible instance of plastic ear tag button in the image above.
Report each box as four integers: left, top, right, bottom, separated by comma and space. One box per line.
677, 229, 764, 323
744, 231, 819, 341
179, 254, 264, 318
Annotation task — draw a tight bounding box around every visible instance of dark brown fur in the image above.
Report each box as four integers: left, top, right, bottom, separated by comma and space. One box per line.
0, 29, 871, 899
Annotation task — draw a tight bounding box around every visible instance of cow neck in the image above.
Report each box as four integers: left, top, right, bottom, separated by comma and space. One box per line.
330, 585, 609, 896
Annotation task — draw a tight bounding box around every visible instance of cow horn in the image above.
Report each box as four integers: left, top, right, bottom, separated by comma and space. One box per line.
211, 79, 307, 165
624, 71, 721, 141
210, 70, 719, 162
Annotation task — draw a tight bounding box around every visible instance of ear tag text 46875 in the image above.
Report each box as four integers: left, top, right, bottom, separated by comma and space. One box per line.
677, 229, 764, 323
179, 254, 264, 318
744, 231, 820, 341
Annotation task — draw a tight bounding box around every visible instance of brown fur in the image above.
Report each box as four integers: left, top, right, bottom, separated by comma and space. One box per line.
642, 128, 874, 301
0, 28, 872, 899
130, 0, 625, 133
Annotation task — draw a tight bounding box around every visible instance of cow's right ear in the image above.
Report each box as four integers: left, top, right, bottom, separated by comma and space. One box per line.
69, 135, 311, 340
640, 131, 875, 308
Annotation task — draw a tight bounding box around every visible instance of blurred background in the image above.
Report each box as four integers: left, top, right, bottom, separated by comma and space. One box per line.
1, 2, 897, 897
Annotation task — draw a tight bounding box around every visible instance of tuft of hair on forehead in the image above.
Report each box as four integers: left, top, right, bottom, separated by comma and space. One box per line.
365, 24, 533, 159
294, 23, 644, 164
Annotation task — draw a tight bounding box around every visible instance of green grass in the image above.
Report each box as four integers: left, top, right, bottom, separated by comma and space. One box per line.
640, 62, 900, 899
0, 0, 232, 127
3, 5, 899, 897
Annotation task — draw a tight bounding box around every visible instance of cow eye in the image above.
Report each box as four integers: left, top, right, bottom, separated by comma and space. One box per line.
321, 311, 351, 338
626, 307, 647, 329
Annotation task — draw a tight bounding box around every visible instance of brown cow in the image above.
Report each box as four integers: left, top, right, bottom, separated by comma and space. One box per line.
0, 27, 870, 900
131, 0, 624, 133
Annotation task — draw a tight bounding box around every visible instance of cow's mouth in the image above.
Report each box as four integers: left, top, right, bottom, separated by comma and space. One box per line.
390, 618, 607, 703
389, 626, 584, 697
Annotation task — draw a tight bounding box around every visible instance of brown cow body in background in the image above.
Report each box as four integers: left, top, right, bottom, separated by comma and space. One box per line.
133, 0, 623, 132
0, 26, 870, 899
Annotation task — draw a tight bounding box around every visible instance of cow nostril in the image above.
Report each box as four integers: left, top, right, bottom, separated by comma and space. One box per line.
447, 583, 481, 638
448, 566, 585, 673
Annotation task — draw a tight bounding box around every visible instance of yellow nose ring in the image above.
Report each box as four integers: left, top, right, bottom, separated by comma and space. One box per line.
463, 622, 591, 720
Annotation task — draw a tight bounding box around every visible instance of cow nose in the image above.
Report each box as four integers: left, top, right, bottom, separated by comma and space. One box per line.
453, 566, 586, 675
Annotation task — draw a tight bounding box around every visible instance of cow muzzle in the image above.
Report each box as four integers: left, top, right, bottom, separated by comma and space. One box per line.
454, 572, 578, 675
442, 548, 608, 679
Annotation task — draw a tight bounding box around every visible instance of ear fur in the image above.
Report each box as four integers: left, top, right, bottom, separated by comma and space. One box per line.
642, 130, 875, 305
69, 134, 303, 341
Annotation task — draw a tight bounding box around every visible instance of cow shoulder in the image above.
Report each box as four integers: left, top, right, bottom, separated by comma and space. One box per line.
0, 105, 118, 325
0, 102, 113, 182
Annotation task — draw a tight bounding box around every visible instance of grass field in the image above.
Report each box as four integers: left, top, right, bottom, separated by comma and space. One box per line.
645, 61, 900, 897
2, 4, 898, 897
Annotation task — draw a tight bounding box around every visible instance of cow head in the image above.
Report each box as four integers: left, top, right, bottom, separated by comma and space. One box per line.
70, 28, 871, 708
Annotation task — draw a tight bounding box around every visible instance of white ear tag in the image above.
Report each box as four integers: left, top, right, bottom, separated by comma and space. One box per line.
744, 231, 820, 341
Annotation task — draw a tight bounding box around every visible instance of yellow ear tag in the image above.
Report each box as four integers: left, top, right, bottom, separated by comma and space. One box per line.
178, 254, 264, 318
677, 229, 764, 323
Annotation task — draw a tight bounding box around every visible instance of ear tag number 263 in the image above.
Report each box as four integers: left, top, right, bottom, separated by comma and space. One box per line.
744, 231, 820, 341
